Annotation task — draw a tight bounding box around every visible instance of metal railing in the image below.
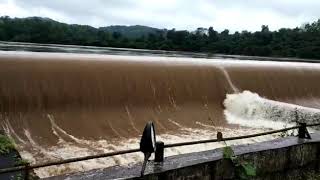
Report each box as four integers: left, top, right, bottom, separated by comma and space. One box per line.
0, 122, 319, 178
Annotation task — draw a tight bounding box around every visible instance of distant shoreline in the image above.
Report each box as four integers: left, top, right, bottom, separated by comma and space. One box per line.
1, 40, 319, 63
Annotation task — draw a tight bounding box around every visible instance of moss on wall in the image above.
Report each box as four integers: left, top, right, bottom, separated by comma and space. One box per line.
0, 134, 15, 155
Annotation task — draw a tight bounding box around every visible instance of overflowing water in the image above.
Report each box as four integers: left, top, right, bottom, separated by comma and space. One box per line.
0, 43, 320, 177
224, 91, 320, 129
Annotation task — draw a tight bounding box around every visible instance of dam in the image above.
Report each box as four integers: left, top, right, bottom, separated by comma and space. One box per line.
0, 47, 320, 177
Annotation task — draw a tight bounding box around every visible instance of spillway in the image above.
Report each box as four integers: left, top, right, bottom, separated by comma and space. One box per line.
1, 51, 320, 177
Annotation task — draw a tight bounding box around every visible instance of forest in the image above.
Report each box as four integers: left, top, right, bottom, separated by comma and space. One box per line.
1, 16, 320, 59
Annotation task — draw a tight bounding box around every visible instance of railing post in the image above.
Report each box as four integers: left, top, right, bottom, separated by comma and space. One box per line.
295, 108, 299, 122
298, 122, 311, 139
155, 141, 164, 162
217, 132, 223, 141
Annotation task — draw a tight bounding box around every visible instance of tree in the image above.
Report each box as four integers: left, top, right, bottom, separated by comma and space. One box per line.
208, 27, 218, 42
112, 32, 122, 40
261, 25, 270, 33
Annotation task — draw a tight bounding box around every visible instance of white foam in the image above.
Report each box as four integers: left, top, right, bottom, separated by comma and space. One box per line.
0, 114, 27, 144
224, 90, 320, 129
218, 66, 239, 93
17, 125, 275, 178
125, 106, 140, 133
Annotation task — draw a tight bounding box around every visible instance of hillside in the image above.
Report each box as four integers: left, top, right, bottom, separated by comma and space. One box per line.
1, 16, 320, 59
100, 25, 163, 39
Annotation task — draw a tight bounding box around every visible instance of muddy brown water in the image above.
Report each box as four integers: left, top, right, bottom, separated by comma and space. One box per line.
1, 51, 320, 177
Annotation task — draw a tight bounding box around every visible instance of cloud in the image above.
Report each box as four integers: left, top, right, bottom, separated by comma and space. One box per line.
0, 0, 320, 32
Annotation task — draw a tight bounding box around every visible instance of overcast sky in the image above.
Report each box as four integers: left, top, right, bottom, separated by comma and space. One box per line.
0, 0, 320, 32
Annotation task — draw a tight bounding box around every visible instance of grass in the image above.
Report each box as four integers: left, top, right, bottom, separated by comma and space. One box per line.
0, 134, 16, 155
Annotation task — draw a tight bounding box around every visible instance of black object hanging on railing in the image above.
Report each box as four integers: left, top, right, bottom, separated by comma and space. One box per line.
139, 121, 156, 176
298, 122, 311, 139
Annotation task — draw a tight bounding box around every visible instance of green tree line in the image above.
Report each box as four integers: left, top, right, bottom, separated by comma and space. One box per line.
1, 16, 320, 59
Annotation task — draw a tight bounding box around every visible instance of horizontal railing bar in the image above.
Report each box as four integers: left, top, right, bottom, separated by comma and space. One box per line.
0, 122, 319, 175
306, 122, 320, 127
164, 125, 299, 148
0, 148, 140, 174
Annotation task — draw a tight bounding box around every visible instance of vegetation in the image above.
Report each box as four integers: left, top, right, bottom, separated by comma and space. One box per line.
223, 145, 256, 179
1, 16, 320, 59
15, 157, 29, 166
0, 134, 38, 180
100, 25, 161, 39
0, 134, 15, 154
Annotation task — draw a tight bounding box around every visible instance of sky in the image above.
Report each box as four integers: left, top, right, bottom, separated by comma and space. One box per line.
0, 0, 320, 32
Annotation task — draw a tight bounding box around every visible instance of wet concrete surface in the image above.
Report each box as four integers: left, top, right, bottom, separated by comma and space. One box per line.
44, 133, 320, 180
